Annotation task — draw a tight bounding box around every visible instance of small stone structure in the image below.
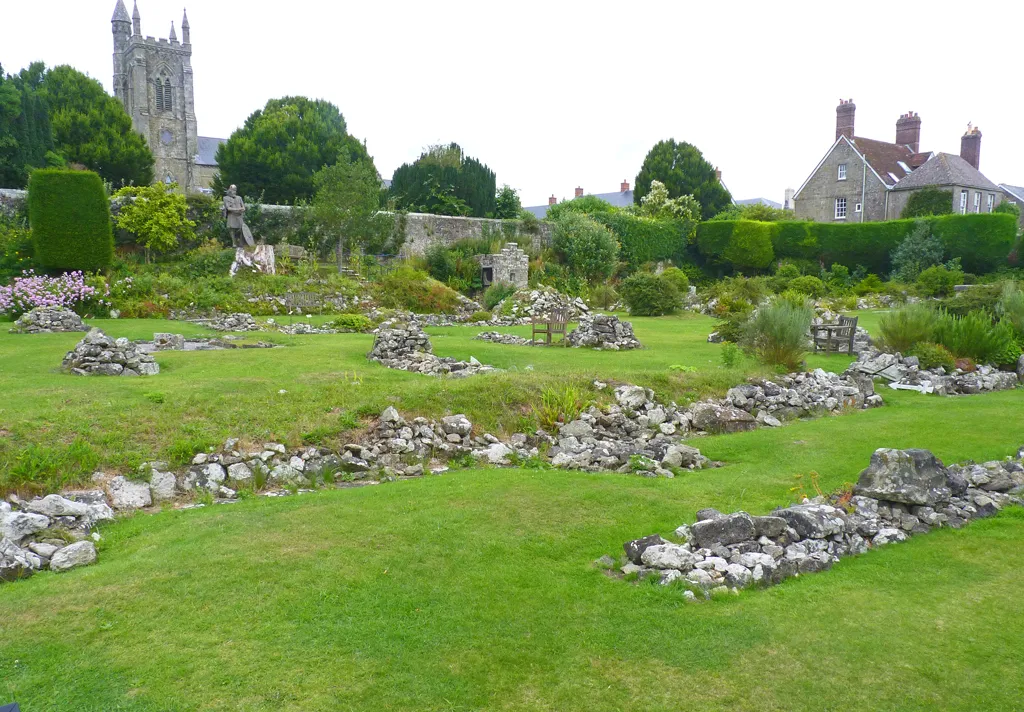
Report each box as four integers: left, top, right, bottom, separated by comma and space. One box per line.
135, 334, 276, 352
474, 331, 536, 346
191, 313, 261, 332
9, 307, 89, 334
1, 494, 111, 581
566, 314, 642, 350
61, 328, 159, 376
153, 333, 185, 350
478, 243, 529, 289
609, 446, 1024, 597
846, 347, 1021, 395
368, 324, 497, 377
492, 287, 589, 322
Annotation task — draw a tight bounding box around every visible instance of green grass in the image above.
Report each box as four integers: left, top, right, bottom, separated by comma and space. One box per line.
2, 386, 1023, 710
0, 313, 848, 493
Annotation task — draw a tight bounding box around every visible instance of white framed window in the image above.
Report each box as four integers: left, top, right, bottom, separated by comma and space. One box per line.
974, 192, 981, 213
855, 203, 862, 213
960, 190, 968, 214
835, 197, 847, 219
838, 164, 847, 181
987, 193, 995, 212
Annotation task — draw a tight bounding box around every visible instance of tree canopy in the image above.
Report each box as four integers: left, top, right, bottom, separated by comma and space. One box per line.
41, 65, 154, 187
900, 188, 954, 218
493, 184, 521, 219
634, 139, 732, 220
0, 63, 59, 189
389, 143, 496, 218
212, 96, 370, 205
112, 182, 195, 259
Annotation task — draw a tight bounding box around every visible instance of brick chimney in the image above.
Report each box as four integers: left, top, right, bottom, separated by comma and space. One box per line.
836, 98, 856, 141
548, 194, 557, 206
575, 187, 583, 198
714, 168, 722, 182
895, 111, 922, 153
621, 179, 630, 192
960, 124, 982, 170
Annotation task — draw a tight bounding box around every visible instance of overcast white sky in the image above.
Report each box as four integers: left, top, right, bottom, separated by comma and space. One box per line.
3, 1, 1022, 206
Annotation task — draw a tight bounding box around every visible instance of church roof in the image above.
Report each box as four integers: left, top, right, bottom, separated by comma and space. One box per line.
196, 136, 227, 166
112, 0, 130, 23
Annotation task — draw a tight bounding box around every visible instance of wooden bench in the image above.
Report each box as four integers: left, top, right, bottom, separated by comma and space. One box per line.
531, 307, 569, 345
812, 315, 857, 354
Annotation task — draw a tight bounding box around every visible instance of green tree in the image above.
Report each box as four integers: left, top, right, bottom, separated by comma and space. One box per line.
634, 139, 732, 219
494, 184, 521, 219
994, 200, 1021, 219
312, 158, 400, 272
0, 62, 61, 188
901, 188, 954, 218
889, 220, 948, 282
389, 143, 496, 217
545, 194, 616, 221
636, 180, 701, 223
112, 182, 195, 261
551, 211, 619, 282
213, 97, 369, 205
710, 202, 793, 222
41, 65, 153, 187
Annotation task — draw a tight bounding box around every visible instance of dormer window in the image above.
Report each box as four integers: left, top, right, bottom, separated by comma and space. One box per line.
837, 164, 847, 181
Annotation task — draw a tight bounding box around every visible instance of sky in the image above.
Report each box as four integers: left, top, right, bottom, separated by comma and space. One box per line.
2, 0, 1023, 207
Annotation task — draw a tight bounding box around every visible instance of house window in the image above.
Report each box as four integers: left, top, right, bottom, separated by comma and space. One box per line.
974, 192, 981, 213
960, 190, 968, 214
835, 197, 847, 220
855, 203, 862, 213
988, 193, 995, 212
838, 164, 847, 181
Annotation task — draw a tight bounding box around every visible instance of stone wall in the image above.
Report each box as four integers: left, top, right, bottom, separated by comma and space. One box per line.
400, 213, 552, 257
794, 141, 888, 222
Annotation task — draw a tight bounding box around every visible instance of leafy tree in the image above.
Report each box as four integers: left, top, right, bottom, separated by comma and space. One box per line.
901, 188, 954, 218
389, 143, 496, 217
213, 97, 369, 204
636, 180, 701, 223
312, 158, 399, 272
551, 211, 619, 282
634, 139, 732, 219
494, 184, 521, 219
41, 65, 153, 187
0, 62, 61, 188
545, 194, 617, 221
994, 200, 1021, 219
889, 220, 955, 282
113, 182, 195, 261
710, 202, 793, 222
620, 272, 679, 316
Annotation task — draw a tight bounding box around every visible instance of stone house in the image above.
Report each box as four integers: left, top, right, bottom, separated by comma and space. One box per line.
998, 184, 1024, 228
793, 100, 1002, 222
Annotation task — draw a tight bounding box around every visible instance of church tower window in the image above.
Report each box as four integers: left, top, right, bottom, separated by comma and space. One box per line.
163, 79, 173, 113
155, 79, 164, 111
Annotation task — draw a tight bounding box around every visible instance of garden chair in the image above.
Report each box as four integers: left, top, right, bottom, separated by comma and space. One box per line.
531, 307, 569, 345
812, 315, 857, 354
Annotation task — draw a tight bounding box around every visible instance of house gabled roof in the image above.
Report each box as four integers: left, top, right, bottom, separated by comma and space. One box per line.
735, 197, 782, 209
849, 136, 918, 187
999, 184, 1024, 202
890, 152, 1001, 192
794, 135, 892, 199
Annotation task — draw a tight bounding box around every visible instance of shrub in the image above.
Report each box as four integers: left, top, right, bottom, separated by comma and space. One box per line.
620, 272, 679, 316
720, 341, 740, 368
0, 219, 35, 283
854, 274, 884, 295
933, 310, 1021, 365
593, 211, 690, 268
938, 283, 1003, 317
787, 275, 825, 298
916, 264, 963, 297
0, 269, 102, 317
996, 282, 1024, 340
724, 220, 775, 270
374, 267, 461, 313
878, 303, 937, 353
175, 241, 235, 280
424, 244, 457, 283
468, 310, 492, 322
908, 342, 956, 371
326, 313, 374, 332
890, 221, 946, 282
660, 266, 690, 294
483, 281, 516, 310
740, 298, 812, 370
589, 284, 619, 310
551, 212, 619, 281
28, 169, 113, 271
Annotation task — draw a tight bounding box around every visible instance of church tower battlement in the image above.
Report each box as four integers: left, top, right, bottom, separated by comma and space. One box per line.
111, 0, 198, 191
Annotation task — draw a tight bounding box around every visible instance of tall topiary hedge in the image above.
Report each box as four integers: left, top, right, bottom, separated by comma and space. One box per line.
28, 169, 113, 271
593, 212, 687, 267
930, 213, 1017, 274
723, 220, 774, 270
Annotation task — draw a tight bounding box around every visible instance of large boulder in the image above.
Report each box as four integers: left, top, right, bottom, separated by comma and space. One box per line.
49, 541, 98, 572
854, 448, 952, 505
689, 512, 756, 548
688, 403, 757, 434
108, 475, 153, 510
640, 543, 697, 571
1, 511, 50, 542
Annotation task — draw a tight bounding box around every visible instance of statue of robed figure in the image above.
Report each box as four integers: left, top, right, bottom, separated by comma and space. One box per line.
223, 184, 275, 276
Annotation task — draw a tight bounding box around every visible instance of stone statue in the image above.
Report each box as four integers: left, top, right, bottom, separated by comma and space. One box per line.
223, 184, 275, 277
222, 184, 254, 248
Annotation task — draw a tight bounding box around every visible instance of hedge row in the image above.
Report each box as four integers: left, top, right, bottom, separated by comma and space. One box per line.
28, 169, 113, 271
592, 212, 690, 267
696, 213, 1018, 274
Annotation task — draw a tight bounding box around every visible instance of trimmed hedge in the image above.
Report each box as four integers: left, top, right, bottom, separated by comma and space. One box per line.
28, 169, 113, 271
592, 212, 688, 267
697, 213, 1017, 274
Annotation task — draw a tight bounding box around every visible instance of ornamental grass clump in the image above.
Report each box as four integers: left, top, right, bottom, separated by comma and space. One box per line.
740, 297, 813, 371
878, 303, 938, 353
932, 310, 1022, 367
0, 269, 103, 317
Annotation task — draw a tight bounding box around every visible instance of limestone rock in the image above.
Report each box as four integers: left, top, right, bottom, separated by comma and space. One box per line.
61, 329, 159, 376
565, 314, 642, 350
49, 541, 98, 572
775, 504, 848, 539
690, 512, 756, 548
854, 448, 951, 505
1, 511, 50, 542
9, 307, 88, 334
640, 543, 696, 571
108, 475, 153, 510
624, 534, 668, 565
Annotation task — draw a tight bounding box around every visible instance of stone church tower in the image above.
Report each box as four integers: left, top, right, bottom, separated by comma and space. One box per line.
111, 1, 199, 191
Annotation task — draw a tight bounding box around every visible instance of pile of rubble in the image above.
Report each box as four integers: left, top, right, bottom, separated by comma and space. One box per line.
722, 369, 881, 426
474, 331, 537, 346
135, 333, 277, 353
846, 347, 1022, 395
565, 314, 642, 350
191, 313, 261, 332
275, 322, 338, 335
61, 328, 159, 376
491, 287, 589, 324
608, 446, 1024, 597
368, 324, 497, 377
9, 307, 89, 334
1, 494, 112, 581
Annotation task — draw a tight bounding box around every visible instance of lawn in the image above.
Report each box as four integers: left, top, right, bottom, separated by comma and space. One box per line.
2, 312, 1024, 710
0, 312, 852, 492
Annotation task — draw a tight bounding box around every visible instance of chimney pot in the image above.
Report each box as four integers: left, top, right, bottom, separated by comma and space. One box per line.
714, 168, 722, 182
548, 194, 557, 206
574, 186, 583, 198
621, 179, 630, 192
895, 110, 922, 153
960, 125, 982, 170
836, 99, 856, 141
